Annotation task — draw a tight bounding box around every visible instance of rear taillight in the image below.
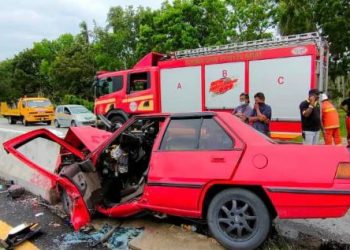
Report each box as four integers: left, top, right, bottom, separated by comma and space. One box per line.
335, 162, 350, 179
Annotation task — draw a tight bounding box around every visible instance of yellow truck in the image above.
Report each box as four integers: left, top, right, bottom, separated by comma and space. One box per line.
0, 97, 55, 126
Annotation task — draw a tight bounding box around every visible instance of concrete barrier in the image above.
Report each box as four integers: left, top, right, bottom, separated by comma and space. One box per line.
0, 128, 64, 203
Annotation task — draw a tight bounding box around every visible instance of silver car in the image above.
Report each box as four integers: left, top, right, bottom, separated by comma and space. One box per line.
54, 105, 96, 128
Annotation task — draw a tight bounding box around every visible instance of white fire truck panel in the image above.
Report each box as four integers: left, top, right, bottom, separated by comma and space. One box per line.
205, 62, 245, 109
249, 56, 312, 120
160, 66, 202, 112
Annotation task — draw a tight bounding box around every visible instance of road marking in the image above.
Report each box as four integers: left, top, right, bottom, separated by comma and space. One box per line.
0, 220, 39, 250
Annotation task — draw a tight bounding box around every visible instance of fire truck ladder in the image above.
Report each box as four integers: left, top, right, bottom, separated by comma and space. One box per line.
174, 32, 328, 92
174, 32, 323, 59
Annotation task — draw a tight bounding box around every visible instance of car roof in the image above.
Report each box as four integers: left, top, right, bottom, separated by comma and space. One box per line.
134, 111, 271, 145
57, 104, 86, 108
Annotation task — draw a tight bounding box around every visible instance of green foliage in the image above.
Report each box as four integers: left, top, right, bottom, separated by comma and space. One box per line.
0, 0, 348, 105
62, 95, 94, 111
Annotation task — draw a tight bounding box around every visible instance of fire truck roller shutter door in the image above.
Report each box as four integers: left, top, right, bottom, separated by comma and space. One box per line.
205, 62, 245, 109
160, 66, 202, 113
249, 56, 312, 121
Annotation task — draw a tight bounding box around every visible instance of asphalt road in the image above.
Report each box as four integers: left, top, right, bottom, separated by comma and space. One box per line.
0, 117, 67, 137
0, 189, 104, 249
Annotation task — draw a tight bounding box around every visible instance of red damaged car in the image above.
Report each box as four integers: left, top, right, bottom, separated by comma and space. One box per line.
3, 112, 350, 249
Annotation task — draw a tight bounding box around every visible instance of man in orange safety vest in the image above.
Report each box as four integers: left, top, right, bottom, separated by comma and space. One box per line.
320, 93, 341, 145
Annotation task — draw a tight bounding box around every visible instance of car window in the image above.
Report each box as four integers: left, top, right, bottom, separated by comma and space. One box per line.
69, 106, 90, 114
57, 107, 62, 113
160, 119, 202, 150
64, 107, 71, 115
160, 118, 234, 151
199, 118, 233, 150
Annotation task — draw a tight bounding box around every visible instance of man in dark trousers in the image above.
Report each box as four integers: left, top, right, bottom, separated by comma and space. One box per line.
299, 89, 321, 144
249, 92, 272, 136
341, 91, 350, 146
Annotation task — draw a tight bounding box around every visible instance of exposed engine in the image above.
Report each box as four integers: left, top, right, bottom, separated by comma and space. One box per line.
98, 119, 161, 205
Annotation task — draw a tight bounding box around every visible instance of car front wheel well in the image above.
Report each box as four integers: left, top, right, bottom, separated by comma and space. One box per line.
202, 184, 277, 220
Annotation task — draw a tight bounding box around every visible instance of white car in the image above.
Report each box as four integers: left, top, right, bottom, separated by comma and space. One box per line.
54, 105, 96, 128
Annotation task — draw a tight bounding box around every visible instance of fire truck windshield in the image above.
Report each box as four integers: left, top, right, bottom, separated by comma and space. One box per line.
94, 76, 123, 98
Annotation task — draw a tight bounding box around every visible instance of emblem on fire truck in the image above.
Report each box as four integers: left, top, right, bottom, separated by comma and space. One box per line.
209, 77, 238, 96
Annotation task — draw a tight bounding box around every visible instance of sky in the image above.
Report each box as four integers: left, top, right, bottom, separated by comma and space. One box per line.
0, 0, 164, 61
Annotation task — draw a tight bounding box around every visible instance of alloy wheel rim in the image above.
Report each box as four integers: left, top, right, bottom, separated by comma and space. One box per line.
218, 199, 257, 241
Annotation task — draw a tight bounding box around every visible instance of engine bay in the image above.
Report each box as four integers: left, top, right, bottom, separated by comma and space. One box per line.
98, 118, 163, 205
59, 117, 163, 209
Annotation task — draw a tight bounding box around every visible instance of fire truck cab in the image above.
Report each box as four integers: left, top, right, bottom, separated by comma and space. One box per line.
93, 32, 329, 139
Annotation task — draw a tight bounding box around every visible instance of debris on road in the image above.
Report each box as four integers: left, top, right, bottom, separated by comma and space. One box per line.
35, 212, 44, 217
7, 185, 24, 199
181, 224, 197, 232
48, 222, 61, 228
60, 224, 143, 249
36, 201, 68, 220
0, 223, 41, 249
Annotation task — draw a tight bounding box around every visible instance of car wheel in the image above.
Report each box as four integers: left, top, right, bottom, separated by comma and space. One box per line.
71, 120, 77, 127
207, 188, 271, 250
46, 120, 52, 126
61, 188, 73, 217
23, 119, 29, 126
54, 119, 60, 128
110, 115, 126, 129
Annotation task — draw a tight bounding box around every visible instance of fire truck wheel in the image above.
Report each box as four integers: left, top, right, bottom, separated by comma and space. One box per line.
54, 119, 60, 128
110, 115, 126, 128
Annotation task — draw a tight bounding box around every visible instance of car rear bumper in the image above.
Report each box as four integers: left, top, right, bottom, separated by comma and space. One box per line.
265, 184, 350, 219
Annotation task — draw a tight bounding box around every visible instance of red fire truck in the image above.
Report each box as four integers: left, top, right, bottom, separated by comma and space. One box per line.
93, 32, 329, 139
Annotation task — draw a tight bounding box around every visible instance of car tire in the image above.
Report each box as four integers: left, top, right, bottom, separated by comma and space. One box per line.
71, 120, 77, 127
110, 115, 126, 129
207, 188, 271, 250
8, 117, 15, 124
46, 121, 51, 126
61, 188, 73, 217
23, 119, 29, 126
54, 119, 60, 128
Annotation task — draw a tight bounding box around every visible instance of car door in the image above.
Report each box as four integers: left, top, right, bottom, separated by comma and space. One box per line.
56, 106, 63, 124
3, 129, 91, 229
63, 107, 71, 127
145, 115, 245, 214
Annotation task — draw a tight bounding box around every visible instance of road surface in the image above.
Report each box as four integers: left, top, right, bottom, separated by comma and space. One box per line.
0, 117, 67, 137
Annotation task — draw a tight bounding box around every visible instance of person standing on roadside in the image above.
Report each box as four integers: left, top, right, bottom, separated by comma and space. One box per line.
341, 91, 350, 146
249, 92, 272, 136
320, 93, 341, 145
233, 93, 252, 123
299, 89, 321, 145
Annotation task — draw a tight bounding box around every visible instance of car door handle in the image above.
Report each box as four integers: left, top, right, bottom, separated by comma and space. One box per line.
211, 157, 226, 163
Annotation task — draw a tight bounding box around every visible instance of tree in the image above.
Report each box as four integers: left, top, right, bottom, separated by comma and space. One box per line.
0, 59, 17, 102
276, 0, 316, 35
